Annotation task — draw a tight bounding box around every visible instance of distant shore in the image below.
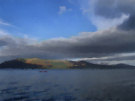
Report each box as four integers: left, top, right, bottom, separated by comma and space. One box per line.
0, 58, 135, 69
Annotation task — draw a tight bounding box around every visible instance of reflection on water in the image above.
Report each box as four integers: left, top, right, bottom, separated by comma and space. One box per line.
0, 69, 135, 101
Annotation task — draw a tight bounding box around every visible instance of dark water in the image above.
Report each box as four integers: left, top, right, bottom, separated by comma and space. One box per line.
0, 69, 135, 101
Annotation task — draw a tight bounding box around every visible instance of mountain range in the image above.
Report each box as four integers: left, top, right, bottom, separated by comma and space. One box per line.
0, 58, 134, 69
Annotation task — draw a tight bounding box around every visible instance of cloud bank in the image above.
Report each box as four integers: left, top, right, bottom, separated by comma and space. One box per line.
0, 27, 135, 63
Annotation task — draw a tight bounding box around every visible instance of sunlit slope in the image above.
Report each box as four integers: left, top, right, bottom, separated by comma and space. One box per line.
18, 58, 73, 69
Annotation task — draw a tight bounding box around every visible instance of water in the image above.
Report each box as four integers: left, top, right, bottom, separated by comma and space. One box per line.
0, 69, 135, 101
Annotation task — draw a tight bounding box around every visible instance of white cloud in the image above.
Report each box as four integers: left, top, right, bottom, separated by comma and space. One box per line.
91, 14, 129, 30
58, 6, 67, 15
58, 6, 72, 15
0, 19, 11, 26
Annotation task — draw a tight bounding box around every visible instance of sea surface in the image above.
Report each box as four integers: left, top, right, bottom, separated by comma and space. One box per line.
0, 69, 135, 101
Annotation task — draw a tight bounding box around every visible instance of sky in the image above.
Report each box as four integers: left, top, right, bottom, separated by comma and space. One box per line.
0, 0, 96, 39
0, 0, 135, 65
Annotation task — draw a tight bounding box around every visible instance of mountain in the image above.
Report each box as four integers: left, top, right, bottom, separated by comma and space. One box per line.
0, 58, 134, 69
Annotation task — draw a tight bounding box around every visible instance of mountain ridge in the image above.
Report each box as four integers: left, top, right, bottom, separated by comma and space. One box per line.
0, 58, 134, 69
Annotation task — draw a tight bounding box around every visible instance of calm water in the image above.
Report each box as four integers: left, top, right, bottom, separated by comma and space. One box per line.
0, 69, 135, 101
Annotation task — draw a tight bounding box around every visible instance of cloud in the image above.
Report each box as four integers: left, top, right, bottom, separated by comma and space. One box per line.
118, 14, 135, 30
82, 53, 135, 62
58, 6, 72, 15
91, 13, 129, 30
0, 27, 135, 63
0, 19, 11, 26
93, 0, 135, 30
58, 6, 67, 15
79, 0, 135, 30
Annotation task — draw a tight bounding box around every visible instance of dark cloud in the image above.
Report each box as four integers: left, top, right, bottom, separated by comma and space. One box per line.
0, 28, 135, 62
118, 14, 135, 30
94, 0, 122, 18
94, 0, 135, 30
0, 40, 7, 46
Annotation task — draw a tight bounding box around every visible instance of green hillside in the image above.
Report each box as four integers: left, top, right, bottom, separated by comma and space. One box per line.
17, 58, 74, 69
